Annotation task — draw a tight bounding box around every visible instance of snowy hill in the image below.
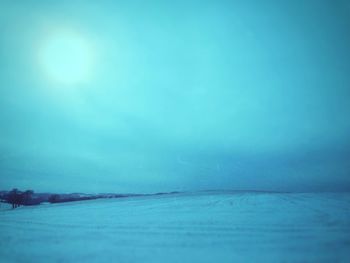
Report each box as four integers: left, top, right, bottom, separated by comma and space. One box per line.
1, 191, 350, 262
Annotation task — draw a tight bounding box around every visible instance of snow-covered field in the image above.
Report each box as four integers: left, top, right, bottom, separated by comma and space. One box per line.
1, 191, 350, 262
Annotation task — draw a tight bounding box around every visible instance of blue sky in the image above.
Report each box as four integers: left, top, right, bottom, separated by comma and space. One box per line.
1, 0, 350, 193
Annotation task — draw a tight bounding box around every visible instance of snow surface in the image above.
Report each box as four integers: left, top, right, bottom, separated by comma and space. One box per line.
1, 191, 350, 262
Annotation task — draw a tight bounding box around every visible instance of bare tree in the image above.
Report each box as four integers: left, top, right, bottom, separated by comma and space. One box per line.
8, 189, 20, 209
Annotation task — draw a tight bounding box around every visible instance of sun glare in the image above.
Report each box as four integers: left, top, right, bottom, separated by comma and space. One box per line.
40, 31, 93, 85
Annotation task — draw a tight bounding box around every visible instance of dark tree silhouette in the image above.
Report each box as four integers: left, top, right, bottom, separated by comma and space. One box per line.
48, 194, 60, 203
8, 189, 21, 209
22, 190, 34, 205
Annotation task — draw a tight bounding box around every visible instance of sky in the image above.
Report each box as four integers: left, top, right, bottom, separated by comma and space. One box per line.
1, 0, 350, 193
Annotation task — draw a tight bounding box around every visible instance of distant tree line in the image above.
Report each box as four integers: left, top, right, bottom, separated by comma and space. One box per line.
1, 189, 36, 209
0, 190, 125, 209
0, 189, 183, 209
48, 194, 99, 203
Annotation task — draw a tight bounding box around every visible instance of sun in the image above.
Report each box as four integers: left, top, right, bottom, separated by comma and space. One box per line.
39, 30, 93, 85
